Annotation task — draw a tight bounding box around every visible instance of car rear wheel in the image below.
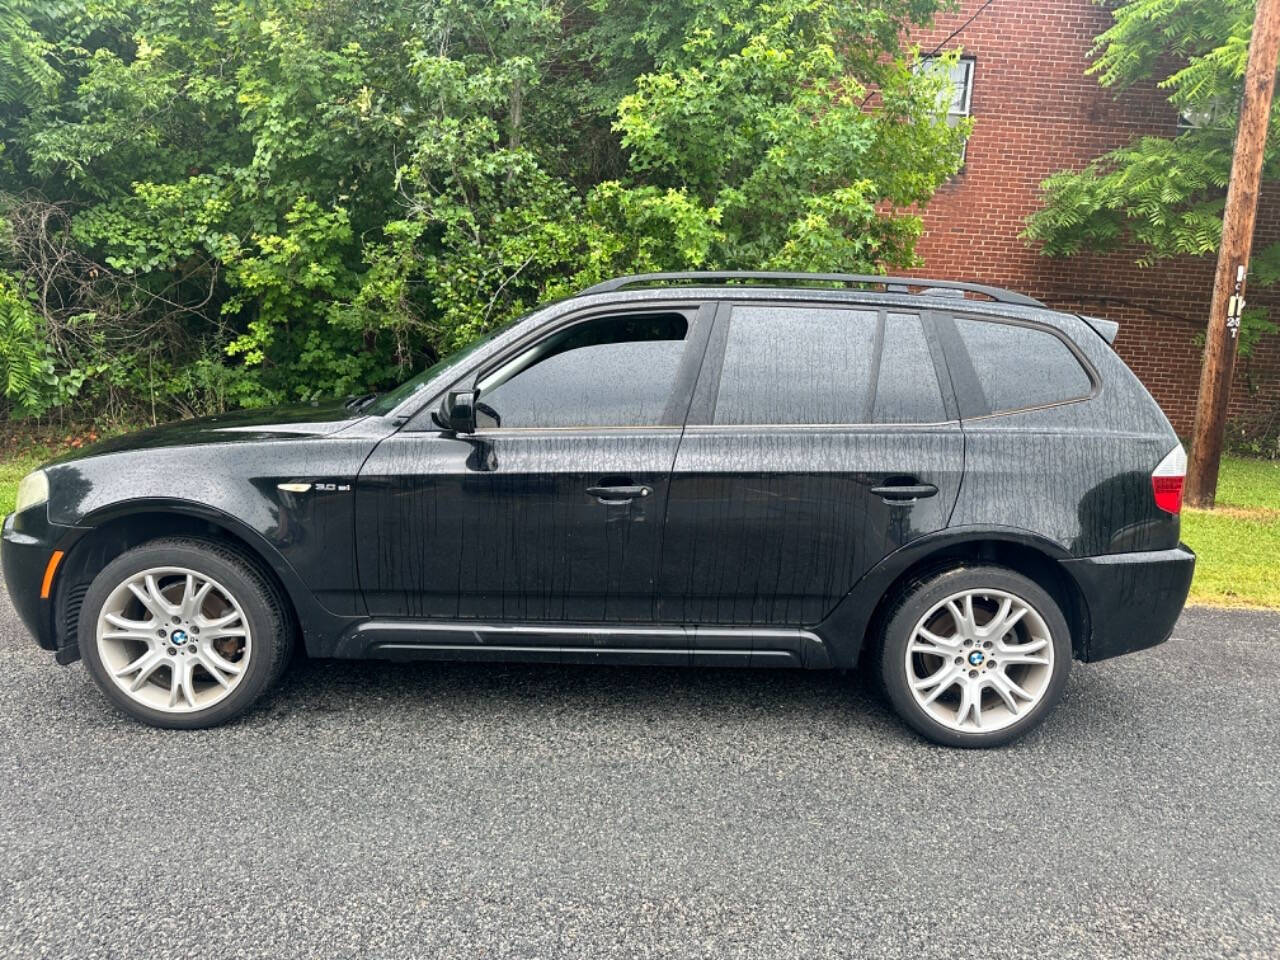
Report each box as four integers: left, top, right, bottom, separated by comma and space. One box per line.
79, 538, 292, 729
879, 565, 1072, 748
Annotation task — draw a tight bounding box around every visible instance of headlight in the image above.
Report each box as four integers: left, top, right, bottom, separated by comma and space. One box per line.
14, 469, 49, 515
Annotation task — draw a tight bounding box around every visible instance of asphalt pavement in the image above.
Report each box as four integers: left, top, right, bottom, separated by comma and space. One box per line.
1, 583, 1277, 959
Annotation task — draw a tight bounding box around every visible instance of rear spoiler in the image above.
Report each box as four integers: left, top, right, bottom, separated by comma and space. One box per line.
1079, 314, 1119, 345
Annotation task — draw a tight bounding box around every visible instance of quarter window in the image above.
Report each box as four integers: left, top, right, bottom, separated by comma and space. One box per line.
953, 317, 1092, 414
711, 306, 947, 426
476, 313, 689, 428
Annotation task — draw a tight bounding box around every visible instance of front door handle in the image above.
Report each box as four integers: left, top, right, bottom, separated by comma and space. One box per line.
586, 485, 652, 504
870, 482, 938, 503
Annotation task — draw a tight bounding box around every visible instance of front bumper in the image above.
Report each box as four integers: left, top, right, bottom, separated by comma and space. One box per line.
1062, 544, 1195, 661
2, 508, 83, 654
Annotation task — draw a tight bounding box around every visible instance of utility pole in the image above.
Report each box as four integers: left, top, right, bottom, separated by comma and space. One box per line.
1186, 0, 1280, 507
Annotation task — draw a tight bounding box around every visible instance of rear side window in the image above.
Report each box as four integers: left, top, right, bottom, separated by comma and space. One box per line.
714, 305, 876, 425
711, 305, 948, 425
873, 313, 948, 424
953, 317, 1092, 414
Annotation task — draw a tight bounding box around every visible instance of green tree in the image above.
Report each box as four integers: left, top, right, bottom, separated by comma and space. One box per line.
0, 0, 966, 421
1024, 0, 1277, 353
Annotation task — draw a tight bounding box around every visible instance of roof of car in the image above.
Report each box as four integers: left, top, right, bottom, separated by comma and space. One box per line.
576, 271, 1045, 308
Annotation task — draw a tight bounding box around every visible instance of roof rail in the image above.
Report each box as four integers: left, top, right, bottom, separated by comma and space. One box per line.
577, 271, 1045, 307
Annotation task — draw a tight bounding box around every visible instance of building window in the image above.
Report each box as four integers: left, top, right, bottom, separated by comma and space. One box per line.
1177, 97, 1229, 134
921, 56, 974, 127
919, 55, 975, 161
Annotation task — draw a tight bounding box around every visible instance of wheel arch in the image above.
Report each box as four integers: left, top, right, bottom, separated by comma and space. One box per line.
816, 527, 1092, 670
54, 500, 310, 663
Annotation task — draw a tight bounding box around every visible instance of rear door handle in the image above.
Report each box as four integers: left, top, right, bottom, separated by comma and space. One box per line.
586, 485, 652, 504
870, 482, 938, 502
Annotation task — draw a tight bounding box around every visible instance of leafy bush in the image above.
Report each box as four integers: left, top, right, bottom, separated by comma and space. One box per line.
1024, 0, 1280, 353
1224, 404, 1280, 459
0, 0, 966, 422
0, 271, 53, 412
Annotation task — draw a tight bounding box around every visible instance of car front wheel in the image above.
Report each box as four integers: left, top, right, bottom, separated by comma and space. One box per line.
880, 565, 1072, 748
78, 538, 292, 729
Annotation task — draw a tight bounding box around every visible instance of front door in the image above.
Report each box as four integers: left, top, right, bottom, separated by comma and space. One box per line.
658, 302, 964, 658
356, 306, 712, 643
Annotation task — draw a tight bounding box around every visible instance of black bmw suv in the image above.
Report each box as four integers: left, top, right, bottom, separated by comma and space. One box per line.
2, 272, 1194, 746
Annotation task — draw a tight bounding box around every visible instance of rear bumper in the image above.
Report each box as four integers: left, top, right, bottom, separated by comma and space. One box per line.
1062, 544, 1195, 661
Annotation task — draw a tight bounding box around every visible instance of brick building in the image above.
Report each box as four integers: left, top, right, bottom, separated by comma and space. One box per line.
905, 0, 1280, 441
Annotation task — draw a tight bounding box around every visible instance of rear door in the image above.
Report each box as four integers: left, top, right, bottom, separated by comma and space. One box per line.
657, 300, 964, 660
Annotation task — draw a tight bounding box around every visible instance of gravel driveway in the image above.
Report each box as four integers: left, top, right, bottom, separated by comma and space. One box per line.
1, 585, 1277, 959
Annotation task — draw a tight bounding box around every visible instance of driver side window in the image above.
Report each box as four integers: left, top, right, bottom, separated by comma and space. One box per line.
474, 313, 690, 429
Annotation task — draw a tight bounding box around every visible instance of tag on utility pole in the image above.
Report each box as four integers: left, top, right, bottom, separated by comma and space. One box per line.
1227, 264, 1246, 338
1227, 295, 1244, 337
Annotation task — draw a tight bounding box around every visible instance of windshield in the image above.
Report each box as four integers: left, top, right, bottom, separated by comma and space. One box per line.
365, 324, 512, 417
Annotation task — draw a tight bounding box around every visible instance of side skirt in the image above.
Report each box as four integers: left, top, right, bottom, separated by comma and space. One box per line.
332, 620, 833, 669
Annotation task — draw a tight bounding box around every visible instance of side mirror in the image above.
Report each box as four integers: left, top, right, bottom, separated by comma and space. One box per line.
441, 390, 477, 434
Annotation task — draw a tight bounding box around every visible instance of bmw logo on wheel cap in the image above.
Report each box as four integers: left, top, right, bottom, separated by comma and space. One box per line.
171, 630, 189, 645
968, 650, 985, 667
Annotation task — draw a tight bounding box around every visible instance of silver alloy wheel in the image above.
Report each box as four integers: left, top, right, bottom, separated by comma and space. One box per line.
95, 566, 252, 714
905, 588, 1055, 734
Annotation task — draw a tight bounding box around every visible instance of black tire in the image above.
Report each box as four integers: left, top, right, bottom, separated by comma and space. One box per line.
78, 537, 293, 729
879, 564, 1072, 748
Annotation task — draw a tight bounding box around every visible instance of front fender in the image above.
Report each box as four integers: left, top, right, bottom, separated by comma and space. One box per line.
44, 433, 383, 620
77, 496, 304, 589
56, 496, 365, 659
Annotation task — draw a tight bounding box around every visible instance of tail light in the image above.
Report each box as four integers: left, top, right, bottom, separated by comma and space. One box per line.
1152, 443, 1187, 514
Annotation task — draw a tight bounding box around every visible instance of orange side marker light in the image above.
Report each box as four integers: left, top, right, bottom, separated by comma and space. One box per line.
40, 550, 64, 599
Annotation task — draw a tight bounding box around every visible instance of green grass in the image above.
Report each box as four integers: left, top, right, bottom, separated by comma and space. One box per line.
1, 440, 1276, 607
1210, 455, 1280, 511
1182, 455, 1280, 609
